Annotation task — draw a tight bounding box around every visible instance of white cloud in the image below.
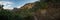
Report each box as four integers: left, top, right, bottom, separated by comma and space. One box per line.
0, 0, 39, 9
0, 1, 13, 5
3, 5, 13, 9
0, 2, 3, 5
17, 6, 21, 8
17, 4, 25, 8
26, 0, 39, 3
17, 0, 39, 8
0, 1, 14, 9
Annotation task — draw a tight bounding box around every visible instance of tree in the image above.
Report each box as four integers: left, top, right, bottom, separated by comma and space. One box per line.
0, 5, 4, 10
32, 0, 60, 20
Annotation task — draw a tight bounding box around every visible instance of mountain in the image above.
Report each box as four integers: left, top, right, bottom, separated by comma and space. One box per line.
20, 3, 35, 10
12, 3, 35, 13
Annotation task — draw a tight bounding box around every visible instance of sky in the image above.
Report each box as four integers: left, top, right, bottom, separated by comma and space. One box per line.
0, 0, 39, 9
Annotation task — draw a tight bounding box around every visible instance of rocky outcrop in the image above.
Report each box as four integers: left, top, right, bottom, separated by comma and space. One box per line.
20, 3, 35, 10
12, 3, 35, 13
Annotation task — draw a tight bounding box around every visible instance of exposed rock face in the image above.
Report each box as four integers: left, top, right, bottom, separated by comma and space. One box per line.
20, 3, 35, 10
12, 3, 35, 13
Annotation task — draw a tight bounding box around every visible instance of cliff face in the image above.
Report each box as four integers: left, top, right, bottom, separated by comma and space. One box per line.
20, 3, 35, 10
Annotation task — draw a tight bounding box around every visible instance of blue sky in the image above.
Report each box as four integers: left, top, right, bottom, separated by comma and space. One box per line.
0, 0, 39, 9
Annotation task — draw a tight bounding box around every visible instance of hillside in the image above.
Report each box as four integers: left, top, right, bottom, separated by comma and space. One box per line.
0, 0, 60, 20
12, 3, 35, 13
20, 3, 35, 10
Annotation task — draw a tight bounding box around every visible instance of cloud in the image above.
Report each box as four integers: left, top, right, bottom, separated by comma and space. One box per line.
0, 0, 39, 9
26, 0, 39, 3
0, 1, 13, 5
17, 0, 39, 8
17, 4, 25, 8
0, 2, 3, 5
3, 5, 13, 9
0, 1, 14, 9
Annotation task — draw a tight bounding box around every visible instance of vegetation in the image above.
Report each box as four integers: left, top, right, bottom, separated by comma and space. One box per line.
0, 0, 60, 20
0, 4, 33, 20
